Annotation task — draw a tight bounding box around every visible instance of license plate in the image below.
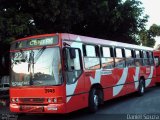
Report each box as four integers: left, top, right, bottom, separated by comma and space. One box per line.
20, 106, 44, 112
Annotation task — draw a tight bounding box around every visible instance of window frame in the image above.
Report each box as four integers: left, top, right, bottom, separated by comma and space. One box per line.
83, 44, 101, 70
100, 45, 115, 69
114, 47, 126, 68
142, 50, 150, 66
125, 48, 135, 67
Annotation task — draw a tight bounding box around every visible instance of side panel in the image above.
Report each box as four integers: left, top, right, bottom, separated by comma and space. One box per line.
66, 74, 87, 113
62, 34, 156, 113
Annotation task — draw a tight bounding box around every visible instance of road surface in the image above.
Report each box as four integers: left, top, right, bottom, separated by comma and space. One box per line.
1, 86, 160, 120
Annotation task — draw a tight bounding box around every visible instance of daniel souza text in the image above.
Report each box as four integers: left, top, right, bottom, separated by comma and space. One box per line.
127, 114, 160, 120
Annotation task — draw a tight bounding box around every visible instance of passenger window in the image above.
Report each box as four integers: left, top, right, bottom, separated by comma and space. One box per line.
125, 49, 134, 67
116, 48, 123, 58
135, 50, 142, 66
86, 45, 96, 57
102, 47, 111, 57
83, 45, 100, 70
115, 48, 125, 68
101, 46, 114, 69
149, 52, 154, 65
143, 51, 149, 66
135, 50, 141, 58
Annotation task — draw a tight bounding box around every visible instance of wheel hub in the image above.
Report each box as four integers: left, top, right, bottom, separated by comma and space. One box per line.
141, 85, 144, 93
94, 95, 98, 106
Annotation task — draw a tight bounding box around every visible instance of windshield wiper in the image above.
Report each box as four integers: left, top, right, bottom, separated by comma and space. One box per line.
34, 46, 46, 63
28, 50, 34, 85
28, 46, 46, 85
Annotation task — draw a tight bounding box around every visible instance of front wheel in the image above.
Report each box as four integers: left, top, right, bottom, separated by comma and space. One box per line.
88, 88, 99, 113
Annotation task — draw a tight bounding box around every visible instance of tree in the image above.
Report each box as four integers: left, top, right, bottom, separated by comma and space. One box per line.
0, 0, 41, 43
0, 0, 149, 45
139, 24, 160, 47
149, 24, 160, 37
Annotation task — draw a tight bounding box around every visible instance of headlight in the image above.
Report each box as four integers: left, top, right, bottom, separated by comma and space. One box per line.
53, 98, 57, 103
47, 98, 52, 103
11, 98, 15, 103
15, 98, 19, 102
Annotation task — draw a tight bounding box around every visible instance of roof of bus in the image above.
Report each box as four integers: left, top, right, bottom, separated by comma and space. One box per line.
12, 33, 153, 51
61, 33, 154, 51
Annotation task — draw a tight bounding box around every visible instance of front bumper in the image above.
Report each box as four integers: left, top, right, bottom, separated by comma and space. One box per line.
10, 103, 66, 114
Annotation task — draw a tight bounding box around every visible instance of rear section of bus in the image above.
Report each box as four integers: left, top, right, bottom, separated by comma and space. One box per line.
154, 50, 160, 84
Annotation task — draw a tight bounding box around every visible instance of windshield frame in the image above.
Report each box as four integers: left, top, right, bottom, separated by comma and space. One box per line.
10, 46, 63, 87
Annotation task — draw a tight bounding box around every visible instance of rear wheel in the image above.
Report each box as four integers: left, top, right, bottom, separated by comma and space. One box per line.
138, 79, 145, 96
88, 88, 99, 113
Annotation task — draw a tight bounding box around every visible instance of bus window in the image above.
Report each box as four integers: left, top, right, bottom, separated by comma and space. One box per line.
83, 45, 100, 70
154, 56, 160, 66
143, 51, 149, 66
115, 48, 125, 68
64, 48, 82, 84
125, 49, 134, 67
149, 52, 154, 65
135, 50, 142, 66
101, 46, 114, 69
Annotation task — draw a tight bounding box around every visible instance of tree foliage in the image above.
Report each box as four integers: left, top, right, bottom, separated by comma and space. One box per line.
139, 24, 160, 47
149, 24, 160, 37
0, 0, 149, 45
0, 0, 40, 44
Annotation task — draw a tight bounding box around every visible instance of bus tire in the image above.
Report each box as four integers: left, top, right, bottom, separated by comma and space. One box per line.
138, 79, 145, 96
88, 88, 99, 113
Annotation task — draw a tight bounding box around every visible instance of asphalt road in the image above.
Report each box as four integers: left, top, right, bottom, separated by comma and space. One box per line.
1, 86, 160, 120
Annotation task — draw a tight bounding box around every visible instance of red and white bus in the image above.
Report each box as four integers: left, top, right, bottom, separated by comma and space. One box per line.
10, 33, 156, 113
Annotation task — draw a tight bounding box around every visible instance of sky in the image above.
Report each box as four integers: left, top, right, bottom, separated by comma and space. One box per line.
140, 0, 160, 48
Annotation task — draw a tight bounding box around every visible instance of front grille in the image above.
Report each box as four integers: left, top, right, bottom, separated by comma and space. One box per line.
19, 98, 45, 103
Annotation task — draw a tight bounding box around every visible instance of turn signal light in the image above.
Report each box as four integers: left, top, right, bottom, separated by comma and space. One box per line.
53, 97, 63, 104
11, 98, 19, 103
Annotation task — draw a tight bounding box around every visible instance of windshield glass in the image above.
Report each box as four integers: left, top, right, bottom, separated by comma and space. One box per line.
10, 47, 62, 86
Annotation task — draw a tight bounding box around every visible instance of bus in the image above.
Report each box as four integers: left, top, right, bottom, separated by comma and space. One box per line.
154, 50, 160, 84
10, 33, 156, 114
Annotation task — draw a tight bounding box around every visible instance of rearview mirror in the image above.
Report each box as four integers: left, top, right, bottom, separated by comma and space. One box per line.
69, 48, 76, 59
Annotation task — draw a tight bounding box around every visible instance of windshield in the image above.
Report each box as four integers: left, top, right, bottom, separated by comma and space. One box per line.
10, 47, 62, 86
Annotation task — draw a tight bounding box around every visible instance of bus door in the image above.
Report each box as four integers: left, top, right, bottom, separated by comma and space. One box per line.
63, 47, 85, 112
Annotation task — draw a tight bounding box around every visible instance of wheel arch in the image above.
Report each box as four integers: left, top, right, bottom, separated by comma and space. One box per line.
89, 83, 104, 104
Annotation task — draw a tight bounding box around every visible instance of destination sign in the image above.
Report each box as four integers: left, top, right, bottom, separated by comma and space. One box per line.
28, 37, 57, 46
11, 36, 58, 50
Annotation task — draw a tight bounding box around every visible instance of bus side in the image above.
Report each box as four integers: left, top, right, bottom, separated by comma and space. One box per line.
62, 34, 156, 113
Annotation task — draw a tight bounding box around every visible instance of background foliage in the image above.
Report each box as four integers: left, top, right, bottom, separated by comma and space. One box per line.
0, 0, 159, 48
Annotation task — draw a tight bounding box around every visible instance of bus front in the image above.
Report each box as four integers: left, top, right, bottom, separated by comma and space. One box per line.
10, 34, 66, 113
